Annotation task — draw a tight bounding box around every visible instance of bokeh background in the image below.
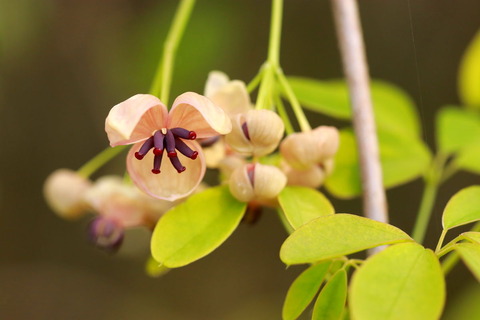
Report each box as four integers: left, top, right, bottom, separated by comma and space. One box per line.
1, 0, 480, 319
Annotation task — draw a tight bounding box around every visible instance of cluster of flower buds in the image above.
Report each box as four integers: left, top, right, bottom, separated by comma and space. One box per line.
202, 72, 288, 206
44, 169, 176, 252
202, 71, 340, 205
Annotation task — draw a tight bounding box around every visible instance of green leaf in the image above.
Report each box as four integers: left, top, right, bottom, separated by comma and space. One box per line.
436, 106, 480, 154
286, 77, 420, 138
462, 231, 480, 244
282, 261, 332, 320
442, 186, 480, 230
325, 129, 431, 198
151, 186, 246, 268
280, 214, 412, 265
278, 186, 335, 230
459, 30, 480, 109
349, 243, 445, 320
455, 242, 480, 282
145, 256, 170, 278
312, 269, 347, 320
456, 144, 480, 174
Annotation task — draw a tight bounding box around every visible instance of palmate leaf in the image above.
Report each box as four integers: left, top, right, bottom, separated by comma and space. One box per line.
151, 185, 246, 268
280, 214, 412, 265
349, 243, 445, 320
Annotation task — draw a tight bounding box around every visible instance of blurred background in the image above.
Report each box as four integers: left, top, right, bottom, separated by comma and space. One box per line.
1, 0, 480, 319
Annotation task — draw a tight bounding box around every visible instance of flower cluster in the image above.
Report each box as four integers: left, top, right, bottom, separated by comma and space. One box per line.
44, 70, 340, 252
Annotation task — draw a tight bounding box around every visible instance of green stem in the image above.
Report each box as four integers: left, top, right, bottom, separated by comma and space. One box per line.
435, 229, 448, 253
274, 94, 294, 134
149, 0, 196, 104
77, 146, 127, 178
276, 69, 311, 132
247, 67, 265, 93
411, 154, 446, 243
267, 0, 283, 67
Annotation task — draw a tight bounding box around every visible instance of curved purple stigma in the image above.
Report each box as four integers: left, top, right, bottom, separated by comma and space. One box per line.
165, 129, 177, 157
153, 130, 164, 155
241, 122, 251, 140
246, 163, 255, 186
171, 127, 197, 140
175, 138, 198, 159
135, 137, 154, 160
88, 217, 124, 253
152, 151, 163, 174
134, 128, 197, 174
170, 156, 186, 173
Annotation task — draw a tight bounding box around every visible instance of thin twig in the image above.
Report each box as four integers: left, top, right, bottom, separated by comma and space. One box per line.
331, 0, 388, 253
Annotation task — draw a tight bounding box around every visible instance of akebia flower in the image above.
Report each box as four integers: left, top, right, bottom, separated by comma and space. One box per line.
85, 176, 178, 252
280, 126, 339, 170
105, 93, 231, 201
226, 109, 285, 157
229, 163, 287, 204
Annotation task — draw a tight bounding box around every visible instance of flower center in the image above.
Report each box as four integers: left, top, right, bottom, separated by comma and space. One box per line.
134, 127, 198, 174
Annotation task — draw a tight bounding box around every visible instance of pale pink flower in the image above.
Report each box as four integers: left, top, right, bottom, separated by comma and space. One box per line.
105, 92, 231, 201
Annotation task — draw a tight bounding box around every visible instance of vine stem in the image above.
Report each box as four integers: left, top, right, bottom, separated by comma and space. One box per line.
331, 0, 388, 246
149, 0, 196, 104
411, 153, 446, 243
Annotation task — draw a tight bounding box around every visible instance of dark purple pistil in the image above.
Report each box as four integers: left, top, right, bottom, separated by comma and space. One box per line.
135, 127, 197, 174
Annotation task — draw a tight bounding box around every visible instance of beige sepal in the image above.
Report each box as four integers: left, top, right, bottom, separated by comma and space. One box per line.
281, 162, 326, 188
43, 169, 92, 220
226, 109, 285, 157
218, 155, 246, 181
229, 163, 287, 203
280, 126, 339, 170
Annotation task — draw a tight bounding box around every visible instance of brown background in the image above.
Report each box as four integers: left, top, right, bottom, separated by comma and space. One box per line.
1, 0, 480, 319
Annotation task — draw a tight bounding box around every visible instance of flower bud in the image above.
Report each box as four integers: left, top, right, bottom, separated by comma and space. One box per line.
88, 217, 124, 253
229, 163, 287, 203
281, 162, 327, 188
280, 126, 339, 170
43, 169, 91, 220
226, 109, 284, 157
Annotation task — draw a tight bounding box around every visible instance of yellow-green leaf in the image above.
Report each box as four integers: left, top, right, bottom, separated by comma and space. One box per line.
350, 243, 445, 320
282, 261, 332, 320
442, 186, 480, 230
151, 186, 246, 268
459, 30, 480, 109
455, 242, 480, 282
286, 77, 420, 138
436, 106, 480, 154
278, 186, 334, 230
312, 269, 347, 320
145, 256, 170, 278
280, 214, 412, 265
456, 144, 480, 174
325, 129, 431, 198
462, 231, 480, 244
